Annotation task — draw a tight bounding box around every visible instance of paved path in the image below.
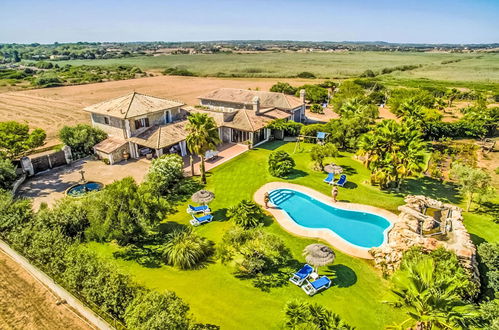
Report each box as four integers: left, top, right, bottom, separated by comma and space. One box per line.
0, 240, 113, 330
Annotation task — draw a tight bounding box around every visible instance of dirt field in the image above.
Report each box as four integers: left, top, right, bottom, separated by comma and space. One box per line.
0, 75, 315, 143
0, 250, 93, 330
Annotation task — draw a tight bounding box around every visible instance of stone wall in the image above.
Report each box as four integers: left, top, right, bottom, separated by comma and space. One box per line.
369, 195, 480, 293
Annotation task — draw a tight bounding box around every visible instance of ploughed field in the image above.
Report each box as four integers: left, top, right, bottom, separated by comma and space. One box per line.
0, 250, 92, 330
0, 75, 313, 144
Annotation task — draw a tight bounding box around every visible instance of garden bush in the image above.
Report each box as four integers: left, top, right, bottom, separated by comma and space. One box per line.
144, 154, 185, 196
266, 119, 303, 136
310, 103, 324, 114
284, 300, 354, 330
296, 84, 328, 103
268, 150, 295, 177
0, 158, 16, 190
162, 228, 213, 269
217, 227, 292, 277
59, 124, 107, 158
270, 82, 297, 95
310, 143, 338, 171
227, 200, 265, 229
124, 290, 192, 329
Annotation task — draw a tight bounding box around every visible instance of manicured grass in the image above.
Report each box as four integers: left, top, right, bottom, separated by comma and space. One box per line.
87, 141, 498, 329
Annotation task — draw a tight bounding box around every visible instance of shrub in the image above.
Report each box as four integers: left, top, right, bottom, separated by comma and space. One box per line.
163, 66, 195, 76
268, 150, 295, 177
310, 143, 338, 171
360, 69, 376, 77
284, 300, 354, 330
401, 246, 479, 299
162, 229, 213, 269
309, 104, 324, 114
85, 177, 170, 245
124, 290, 191, 330
266, 119, 303, 136
227, 200, 265, 229
36, 198, 89, 239
0, 158, 16, 190
59, 124, 107, 158
300, 123, 329, 142
144, 154, 185, 195
217, 227, 291, 276
270, 82, 297, 95
0, 121, 46, 159
0, 190, 32, 235
296, 84, 328, 103
478, 242, 499, 293
296, 71, 316, 79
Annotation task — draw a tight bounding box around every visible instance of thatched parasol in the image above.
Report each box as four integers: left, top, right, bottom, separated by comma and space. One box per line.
191, 190, 215, 205
324, 164, 343, 174
303, 244, 336, 271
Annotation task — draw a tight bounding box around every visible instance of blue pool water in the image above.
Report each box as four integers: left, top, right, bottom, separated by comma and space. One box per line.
269, 189, 391, 248
66, 182, 103, 197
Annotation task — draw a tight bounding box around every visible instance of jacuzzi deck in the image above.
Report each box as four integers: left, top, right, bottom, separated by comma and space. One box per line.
254, 182, 400, 259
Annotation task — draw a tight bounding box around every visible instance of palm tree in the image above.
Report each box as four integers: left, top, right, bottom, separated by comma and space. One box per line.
185, 113, 221, 184
357, 120, 426, 190
387, 257, 477, 330
162, 229, 213, 269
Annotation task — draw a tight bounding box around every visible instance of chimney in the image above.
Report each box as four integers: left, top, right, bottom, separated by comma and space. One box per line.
252, 96, 260, 115
299, 89, 306, 103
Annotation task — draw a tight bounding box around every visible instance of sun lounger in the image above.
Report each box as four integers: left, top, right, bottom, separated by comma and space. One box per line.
289, 264, 314, 286
187, 204, 211, 214
301, 276, 332, 296
190, 214, 213, 226
323, 173, 334, 184
334, 174, 347, 187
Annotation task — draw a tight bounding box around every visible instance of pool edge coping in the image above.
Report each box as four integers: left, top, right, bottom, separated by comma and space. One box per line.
254, 182, 400, 259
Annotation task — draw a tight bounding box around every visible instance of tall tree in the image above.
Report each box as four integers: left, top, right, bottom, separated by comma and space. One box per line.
450, 163, 494, 212
0, 121, 46, 159
358, 120, 426, 189
185, 113, 221, 184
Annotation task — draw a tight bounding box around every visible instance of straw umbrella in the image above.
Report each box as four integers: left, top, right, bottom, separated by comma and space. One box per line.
191, 190, 215, 205
303, 244, 336, 272
324, 164, 343, 174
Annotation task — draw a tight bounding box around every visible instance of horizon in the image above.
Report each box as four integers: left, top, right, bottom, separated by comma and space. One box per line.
1, 0, 498, 44
2, 39, 499, 46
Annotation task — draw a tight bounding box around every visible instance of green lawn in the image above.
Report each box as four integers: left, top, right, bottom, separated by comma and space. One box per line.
87, 141, 498, 329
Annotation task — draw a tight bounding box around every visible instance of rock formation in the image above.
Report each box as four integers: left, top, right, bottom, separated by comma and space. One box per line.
369, 195, 480, 293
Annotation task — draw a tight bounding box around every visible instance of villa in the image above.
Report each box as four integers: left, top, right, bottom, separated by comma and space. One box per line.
85, 88, 306, 164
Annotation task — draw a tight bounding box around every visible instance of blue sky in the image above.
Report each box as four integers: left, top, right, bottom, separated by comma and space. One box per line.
1, 0, 498, 44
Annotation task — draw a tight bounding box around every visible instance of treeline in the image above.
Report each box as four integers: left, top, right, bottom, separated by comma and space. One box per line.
0, 62, 146, 88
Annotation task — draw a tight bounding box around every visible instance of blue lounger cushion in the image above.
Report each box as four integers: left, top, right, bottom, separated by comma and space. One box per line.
188, 204, 208, 212
323, 173, 334, 184
335, 174, 347, 187
193, 214, 213, 223
295, 264, 314, 279
311, 276, 331, 290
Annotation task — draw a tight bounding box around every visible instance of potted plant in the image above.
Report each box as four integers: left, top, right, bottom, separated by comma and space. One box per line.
122, 149, 130, 160
245, 140, 253, 150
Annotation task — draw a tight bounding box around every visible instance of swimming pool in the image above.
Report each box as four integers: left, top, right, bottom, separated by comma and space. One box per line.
268, 188, 391, 248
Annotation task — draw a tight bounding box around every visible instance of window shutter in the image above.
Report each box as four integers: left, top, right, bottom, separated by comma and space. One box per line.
144, 118, 149, 127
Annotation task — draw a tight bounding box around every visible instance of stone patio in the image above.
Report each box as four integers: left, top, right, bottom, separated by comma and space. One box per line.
18, 143, 249, 210
18, 158, 151, 209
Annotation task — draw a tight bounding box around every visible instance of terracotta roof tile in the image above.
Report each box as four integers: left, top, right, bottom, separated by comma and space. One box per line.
84, 92, 184, 119
127, 121, 188, 149
198, 88, 303, 110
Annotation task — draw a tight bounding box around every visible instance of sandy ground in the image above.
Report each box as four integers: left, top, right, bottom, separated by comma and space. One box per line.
0, 76, 313, 144
0, 250, 93, 330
